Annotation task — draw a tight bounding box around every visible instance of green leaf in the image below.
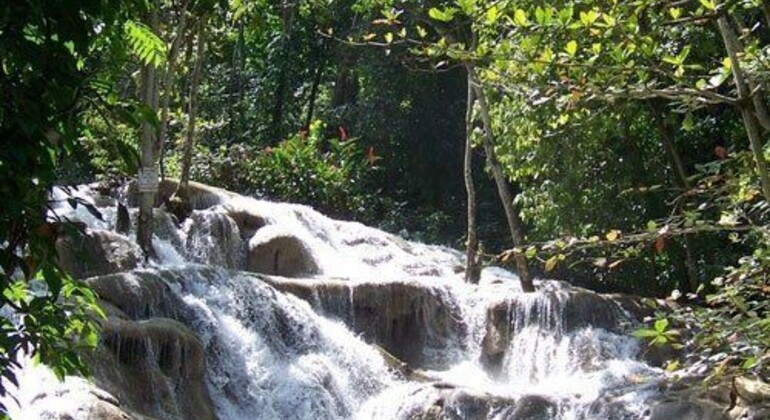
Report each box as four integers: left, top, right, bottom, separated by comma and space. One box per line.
486, 5, 499, 24
456, 0, 475, 15
428, 7, 457, 22
514, 9, 529, 26
544, 255, 559, 272
565, 40, 578, 56
124, 21, 167, 68
579, 10, 598, 26
632, 328, 660, 338
654, 318, 669, 333
742, 356, 759, 370
699, 0, 715, 10
682, 112, 695, 131
669, 7, 682, 19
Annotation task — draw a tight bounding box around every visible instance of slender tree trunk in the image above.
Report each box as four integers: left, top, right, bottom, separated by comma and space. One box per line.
158, 4, 190, 180
650, 105, 699, 292
728, 15, 770, 131
467, 64, 535, 292
178, 22, 206, 198
464, 72, 481, 284
137, 6, 161, 258
269, 0, 296, 142
304, 56, 324, 129
717, 13, 770, 202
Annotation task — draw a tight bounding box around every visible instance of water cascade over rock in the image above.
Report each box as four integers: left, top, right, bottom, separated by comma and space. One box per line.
2, 180, 753, 419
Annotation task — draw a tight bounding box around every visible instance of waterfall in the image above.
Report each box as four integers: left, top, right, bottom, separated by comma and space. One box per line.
2, 182, 669, 419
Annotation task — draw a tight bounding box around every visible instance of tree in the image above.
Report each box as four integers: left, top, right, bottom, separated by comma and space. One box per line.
136, 4, 163, 258
0, 0, 132, 410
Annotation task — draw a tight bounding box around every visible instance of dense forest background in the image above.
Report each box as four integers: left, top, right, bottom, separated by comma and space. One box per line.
1, 0, 769, 409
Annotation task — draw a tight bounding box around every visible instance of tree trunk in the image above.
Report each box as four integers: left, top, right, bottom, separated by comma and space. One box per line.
137, 6, 161, 259
464, 72, 481, 284
304, 55, 324, 129
171, 21, 206, 221
728, 15, 770, 131
158, 3, 190, 180
269, 0, 297, 143
650, 105, 699, 292
717, 13, 770, 203
467, 64, 535, 292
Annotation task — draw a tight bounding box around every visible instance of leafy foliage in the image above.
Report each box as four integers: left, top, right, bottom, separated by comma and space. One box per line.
125, 20, 168, 68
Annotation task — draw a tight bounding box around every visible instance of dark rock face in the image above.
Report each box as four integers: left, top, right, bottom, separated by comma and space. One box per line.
85, 271, 217, 420
226, 208, 267, 240
247, 235, 320, 277
398, 387, 557, 420
186, 211, 245, 270
650, 401, 728, 420
503, 395, 559, 419
92, 318, 214, 420
56, 229, 140, 279
479, 289, 625, 374
412, 388, 518, 420
265, 278, 465, 368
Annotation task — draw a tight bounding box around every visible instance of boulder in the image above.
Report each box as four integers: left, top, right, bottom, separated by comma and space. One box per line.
735, 376, 770, 405
226, 208, 267, 241
86, 271, 174, 319
57, 229, 140, 279
247, 235, 320, 277
649, 401, 728, 420
186, 211, 246, 269
90, 317, 215, 420
504, 395, 559, 420
479, 289, 624, 374
127, 179, 231, 210
400, 387, 517, 420
265, 278, 465, 368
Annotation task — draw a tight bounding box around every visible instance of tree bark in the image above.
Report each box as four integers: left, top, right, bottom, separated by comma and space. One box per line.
269, 0, 297, 142
175, 21, 206, 215
467, 64, 535, 292
158, 3, 190, 180
464, 72, 481, 284
304, 55, 324, 129
728, 14, 770, 132
137, 5, 161, 259
650, 105, 699, 292
717, 13, 770, 202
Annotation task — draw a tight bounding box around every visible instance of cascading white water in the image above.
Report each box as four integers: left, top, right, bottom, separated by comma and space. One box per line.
2, 183, 668, 419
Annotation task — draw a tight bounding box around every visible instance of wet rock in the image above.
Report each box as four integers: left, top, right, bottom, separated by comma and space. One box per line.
479, 301, 511, 374
127, 178, 231, 210
115, 202, 130, 234
91, 317, 215, 420
265, 278, 464, 368
57, 229, 140, 279
505, 395, 558, 420
226, 207, 267, 241
735, 376, 770, 405
86, 271, 175, 319
404, 387, 517, 420
247, 234, 320, 277
88, 398, 133, 420
649, 401, 728, 420
479, 289, 624, 374
186, 211, 245, 269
